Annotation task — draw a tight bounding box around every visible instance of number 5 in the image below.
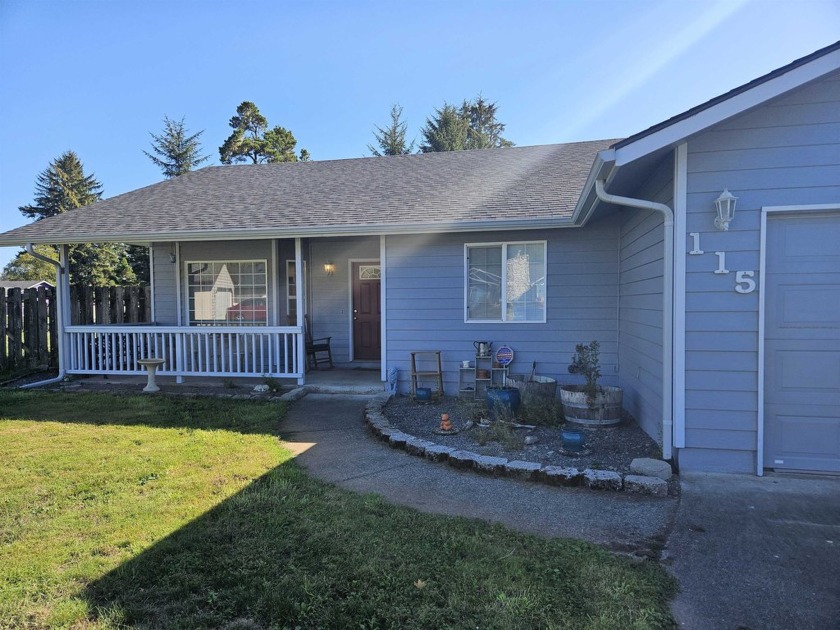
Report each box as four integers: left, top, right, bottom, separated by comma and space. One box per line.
735, 271, 756, 294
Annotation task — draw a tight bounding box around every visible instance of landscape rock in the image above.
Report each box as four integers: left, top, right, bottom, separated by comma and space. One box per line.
542, 466, 584, 486
448, 450, 480, 470
505, 460, 542, 480
474, 455, 508, 474
424, 444, 455, 462
623, 474, 668, 497
524, 435, 539, 445
405, 437, 436, 456
388, 432, 410, 448
583, 469, 623, 491
630, 458, 672, 480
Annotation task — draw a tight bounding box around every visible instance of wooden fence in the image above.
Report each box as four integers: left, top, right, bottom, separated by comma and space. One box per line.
1, 285, 151, 371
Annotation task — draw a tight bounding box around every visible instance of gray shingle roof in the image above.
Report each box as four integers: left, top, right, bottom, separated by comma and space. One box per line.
0, 141, 616, 245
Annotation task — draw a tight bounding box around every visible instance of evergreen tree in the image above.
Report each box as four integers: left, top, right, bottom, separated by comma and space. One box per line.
219, 101, 308, 164
463, 95, 513, 149
17, 152, 144, 285
369, 104, 414, 156
19, 151, 103, 220
144, 116, 210, 178
420, 95, 512, 152
419, 103, 469, 153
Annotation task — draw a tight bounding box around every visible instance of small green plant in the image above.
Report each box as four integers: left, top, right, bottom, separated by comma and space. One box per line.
518, 398, 564, 428
568, 340, 601, 403
262, 375, 283, 393
222, 378, 239, 389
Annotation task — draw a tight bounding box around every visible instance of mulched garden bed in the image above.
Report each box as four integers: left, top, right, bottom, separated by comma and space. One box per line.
383, 394, 662, 475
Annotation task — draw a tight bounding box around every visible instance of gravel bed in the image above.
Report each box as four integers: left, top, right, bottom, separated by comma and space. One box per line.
383, 395, 662, 474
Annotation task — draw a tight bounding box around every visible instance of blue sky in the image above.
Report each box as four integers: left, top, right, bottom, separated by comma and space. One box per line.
1, 0, 838, 271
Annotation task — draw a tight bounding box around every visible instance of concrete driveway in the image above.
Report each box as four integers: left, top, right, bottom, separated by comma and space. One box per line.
664, 472, 840, 629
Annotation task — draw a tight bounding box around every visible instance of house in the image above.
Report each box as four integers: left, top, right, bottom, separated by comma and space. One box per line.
0, 280, 55, 291
1, 41, 838, 476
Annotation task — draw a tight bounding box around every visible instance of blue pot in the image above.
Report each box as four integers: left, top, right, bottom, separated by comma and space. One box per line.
561, 429, 585, 452
486, 387, 521, 417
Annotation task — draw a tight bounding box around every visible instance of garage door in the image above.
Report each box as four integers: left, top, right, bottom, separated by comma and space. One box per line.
764, 212, 840, 472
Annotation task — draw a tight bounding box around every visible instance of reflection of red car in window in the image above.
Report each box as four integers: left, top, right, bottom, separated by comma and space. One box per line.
226, 297, 267, 324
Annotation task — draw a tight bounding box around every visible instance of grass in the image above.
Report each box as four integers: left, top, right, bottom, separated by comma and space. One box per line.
0, 390, 675, 629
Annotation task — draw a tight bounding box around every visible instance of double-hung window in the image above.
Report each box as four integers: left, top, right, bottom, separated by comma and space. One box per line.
186, 260, 268, 326
465, 241, 546, 323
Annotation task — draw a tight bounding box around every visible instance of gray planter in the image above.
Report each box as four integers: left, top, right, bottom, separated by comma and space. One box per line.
560, 385, 623, 427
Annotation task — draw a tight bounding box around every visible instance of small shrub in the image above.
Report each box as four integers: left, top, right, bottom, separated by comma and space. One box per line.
568, 340, 602, 403
262, 375, 283, 393
222, 378, 239, 389
519, 398, 564, 428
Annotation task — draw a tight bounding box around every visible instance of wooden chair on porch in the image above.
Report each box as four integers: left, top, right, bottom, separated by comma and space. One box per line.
304, 314, 333, 370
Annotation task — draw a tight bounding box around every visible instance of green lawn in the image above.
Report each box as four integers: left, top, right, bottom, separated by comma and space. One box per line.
0, 390, 674, 629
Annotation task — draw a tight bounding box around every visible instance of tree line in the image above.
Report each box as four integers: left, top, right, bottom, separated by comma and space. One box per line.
2, 96, 511, 283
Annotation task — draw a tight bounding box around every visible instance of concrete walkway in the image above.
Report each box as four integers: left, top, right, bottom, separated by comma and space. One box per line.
279, 394, 676, 552
281, 394, 840, 629
665, 472, 840, 630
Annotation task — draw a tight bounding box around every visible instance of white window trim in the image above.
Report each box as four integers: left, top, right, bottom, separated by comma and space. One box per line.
464, 240, 547, 324
184, 258, 269, 326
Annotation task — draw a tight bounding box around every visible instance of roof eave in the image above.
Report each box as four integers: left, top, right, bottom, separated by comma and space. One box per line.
0, 217, 581, 246
612, 45, 840, 167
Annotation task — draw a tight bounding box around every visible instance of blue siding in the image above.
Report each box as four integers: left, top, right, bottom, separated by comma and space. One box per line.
617, 159, 671, 443
681, 69, 840, 473
384, 222, 621, 395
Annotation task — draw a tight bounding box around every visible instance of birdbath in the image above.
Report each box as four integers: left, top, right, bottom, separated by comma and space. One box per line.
137, 358, 165, 393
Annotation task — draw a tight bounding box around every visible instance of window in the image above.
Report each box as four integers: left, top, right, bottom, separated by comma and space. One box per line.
466, 242, 546, 323
186, 260, 267, 326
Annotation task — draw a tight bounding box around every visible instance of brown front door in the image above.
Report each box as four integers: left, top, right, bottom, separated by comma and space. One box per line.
352, 262, 381, 360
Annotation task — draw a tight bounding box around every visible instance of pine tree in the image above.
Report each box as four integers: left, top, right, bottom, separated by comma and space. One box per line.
419, 103, 469, 153
18, 152, 144, 285
369, 104, 415, 156
144, 116, 210, 178
219, 101, 308, 164
420, 96, 512, 152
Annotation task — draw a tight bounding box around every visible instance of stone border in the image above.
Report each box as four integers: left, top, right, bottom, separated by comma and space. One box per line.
365, 395, 669, 497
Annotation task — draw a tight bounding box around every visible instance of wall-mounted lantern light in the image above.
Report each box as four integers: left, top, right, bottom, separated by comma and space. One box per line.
324, 262, 336, 276
713, 189, 737, 231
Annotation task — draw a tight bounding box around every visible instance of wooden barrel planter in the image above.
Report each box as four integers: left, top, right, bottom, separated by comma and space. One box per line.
559, 385, 623, 427
506, 375, 557, 407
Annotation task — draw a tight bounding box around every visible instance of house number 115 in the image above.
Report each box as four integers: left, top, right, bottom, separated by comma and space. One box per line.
688, 233, 756, 294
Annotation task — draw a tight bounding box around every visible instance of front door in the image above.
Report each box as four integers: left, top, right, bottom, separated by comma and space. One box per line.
352, 262, 381, 361
764, 212, 840, 472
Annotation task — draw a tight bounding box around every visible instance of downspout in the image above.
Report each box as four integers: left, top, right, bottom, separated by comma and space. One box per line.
19, 244, 67, 388
595, 180, 674, 461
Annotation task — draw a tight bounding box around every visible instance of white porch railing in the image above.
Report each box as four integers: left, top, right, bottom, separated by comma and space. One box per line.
65, 325, 303, 378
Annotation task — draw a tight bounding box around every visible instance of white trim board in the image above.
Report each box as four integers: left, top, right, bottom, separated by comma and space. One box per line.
672, 143, 688, 449
757, 202, 840, 476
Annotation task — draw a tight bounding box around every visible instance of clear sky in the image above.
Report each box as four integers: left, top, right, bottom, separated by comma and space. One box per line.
0, 0, 838, 271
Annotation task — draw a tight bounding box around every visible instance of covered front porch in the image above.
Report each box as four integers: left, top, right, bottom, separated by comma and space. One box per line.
51, 234, 384, 386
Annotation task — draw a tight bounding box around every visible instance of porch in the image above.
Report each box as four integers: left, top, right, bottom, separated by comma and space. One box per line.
59, 366, 384, 395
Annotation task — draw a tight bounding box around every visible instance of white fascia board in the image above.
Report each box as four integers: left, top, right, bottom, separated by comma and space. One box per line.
0, 217, 581, 246
570, 150, 616, 226
615, 48, 840, 167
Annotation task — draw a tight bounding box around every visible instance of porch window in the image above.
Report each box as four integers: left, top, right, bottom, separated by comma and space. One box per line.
465, 242, 546, 323
186, 260, 268, 326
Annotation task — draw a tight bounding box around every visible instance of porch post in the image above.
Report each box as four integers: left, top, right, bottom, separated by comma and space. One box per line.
57, 244, 71, 374
295, 237, 305, 385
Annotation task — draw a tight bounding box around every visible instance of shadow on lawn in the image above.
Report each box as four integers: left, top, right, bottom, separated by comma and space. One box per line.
0, 389, 285, 436
82, 462, 318, 628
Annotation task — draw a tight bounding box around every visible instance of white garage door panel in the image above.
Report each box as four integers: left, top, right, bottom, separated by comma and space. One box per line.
764, 212, 840, 473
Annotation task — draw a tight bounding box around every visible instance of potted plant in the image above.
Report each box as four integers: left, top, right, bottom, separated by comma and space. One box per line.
560, 340, 623, 427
